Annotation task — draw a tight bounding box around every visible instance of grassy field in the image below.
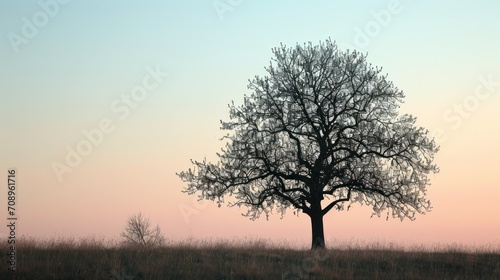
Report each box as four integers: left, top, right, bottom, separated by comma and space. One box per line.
1, 237, 499, 279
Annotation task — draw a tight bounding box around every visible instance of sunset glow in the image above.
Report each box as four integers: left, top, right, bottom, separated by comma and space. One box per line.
1, 1, 499, 250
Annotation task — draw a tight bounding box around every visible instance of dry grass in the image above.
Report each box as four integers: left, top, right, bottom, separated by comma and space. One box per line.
1, 236, 499, 279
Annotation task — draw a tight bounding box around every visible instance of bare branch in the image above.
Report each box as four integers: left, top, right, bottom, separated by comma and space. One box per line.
178, 39, 439, 249
121, 213, 166, 248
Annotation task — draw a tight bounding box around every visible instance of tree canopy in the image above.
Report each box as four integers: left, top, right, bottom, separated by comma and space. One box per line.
178, 39, 439, 249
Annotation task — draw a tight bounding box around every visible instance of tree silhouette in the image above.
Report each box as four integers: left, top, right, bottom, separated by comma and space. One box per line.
178, 39, 439, 249
121, 213, 165, 248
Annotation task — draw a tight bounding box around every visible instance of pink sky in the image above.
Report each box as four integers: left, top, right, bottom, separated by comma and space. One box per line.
1, 1, 499, 250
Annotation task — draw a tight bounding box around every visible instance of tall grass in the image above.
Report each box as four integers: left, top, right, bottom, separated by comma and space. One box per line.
1, 236, 499, 279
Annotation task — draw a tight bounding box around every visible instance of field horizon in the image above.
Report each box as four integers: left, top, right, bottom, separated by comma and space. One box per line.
3, 235, 500, 253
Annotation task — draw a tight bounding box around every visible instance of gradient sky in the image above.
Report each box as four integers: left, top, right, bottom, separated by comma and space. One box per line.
1, 1, 499, 249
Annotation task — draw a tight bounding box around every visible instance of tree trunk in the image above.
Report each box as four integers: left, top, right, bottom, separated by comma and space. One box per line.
310, 198, 326, 250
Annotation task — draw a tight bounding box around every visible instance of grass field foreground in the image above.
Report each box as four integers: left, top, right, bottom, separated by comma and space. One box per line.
1, 237, 499, 279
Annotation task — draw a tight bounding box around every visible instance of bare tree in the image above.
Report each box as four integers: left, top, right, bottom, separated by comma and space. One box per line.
121, 213, 165, 247
178, 39, 439, 249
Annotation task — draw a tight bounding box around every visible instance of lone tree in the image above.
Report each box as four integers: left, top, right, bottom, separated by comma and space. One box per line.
121, 213, 166, 247
178, 39, 439, 249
